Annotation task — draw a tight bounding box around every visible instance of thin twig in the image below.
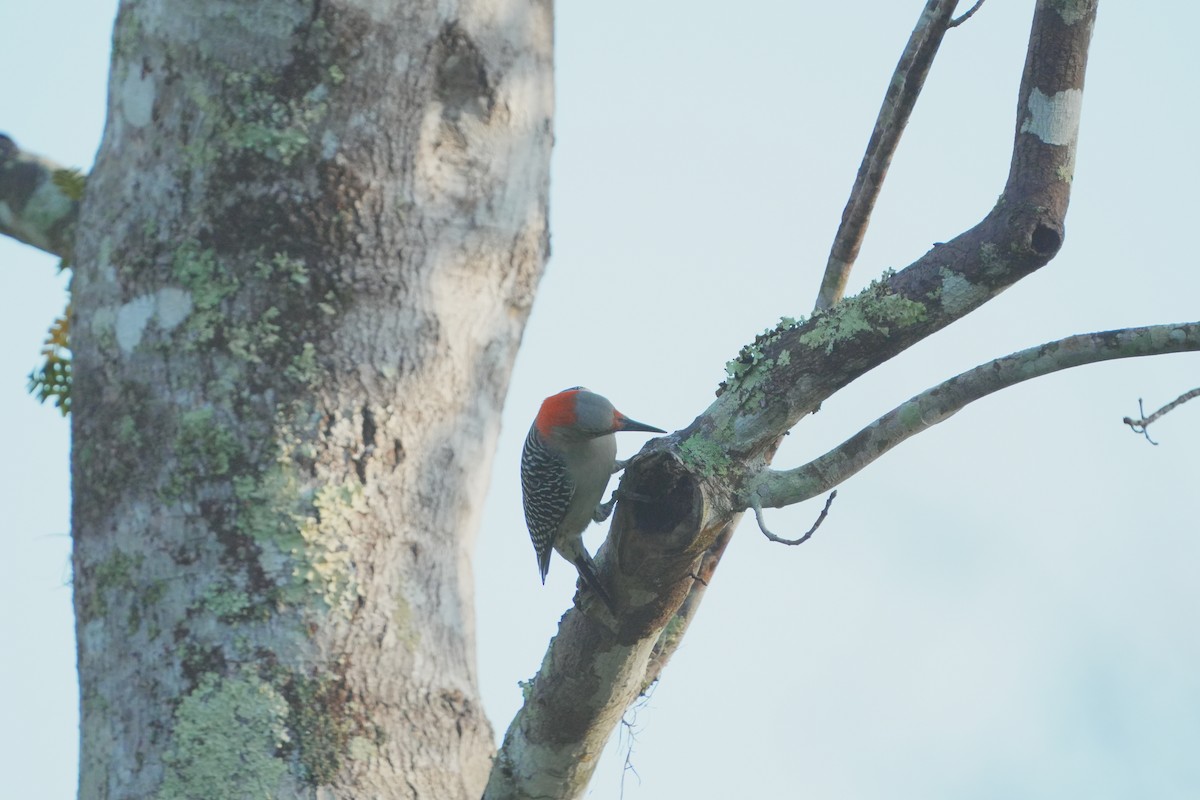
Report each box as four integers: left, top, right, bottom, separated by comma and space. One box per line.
618, 689, 653, 800
753, 491, 838, 546
948, 0, 987, 28
813, 0, 958, 312
1123, 388, 1200, 445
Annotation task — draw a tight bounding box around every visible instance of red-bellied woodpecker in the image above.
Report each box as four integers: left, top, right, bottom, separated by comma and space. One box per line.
520, 387, 665, 612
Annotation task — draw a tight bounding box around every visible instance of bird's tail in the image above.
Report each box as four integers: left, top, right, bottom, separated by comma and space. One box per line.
573, 554, 617, 615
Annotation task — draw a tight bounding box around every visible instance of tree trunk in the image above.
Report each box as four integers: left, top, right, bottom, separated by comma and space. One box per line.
69, 2, 552, 797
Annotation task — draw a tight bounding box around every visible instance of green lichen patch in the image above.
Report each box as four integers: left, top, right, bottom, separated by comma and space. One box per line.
201, 583, 254, 621
171, 241, 238, 351
185, 68, 330, 167
227, 306, 283, 364
174, 408, 242, 480
161, 672, 291, 800
284, 342, 321, 387
169, 244, 329, 391
798, 274, 927, 355
258, 251, 310, 285
977, 242, 1008, 279
162, 244, 333, 439
718, 316, 803, 399
678, 433, 732, 479
81, 550, 144, 621
230, 468, 361, 615
164, 407, 243, 501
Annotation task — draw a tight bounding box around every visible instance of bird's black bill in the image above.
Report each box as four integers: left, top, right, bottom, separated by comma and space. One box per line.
617, 416, 666, 434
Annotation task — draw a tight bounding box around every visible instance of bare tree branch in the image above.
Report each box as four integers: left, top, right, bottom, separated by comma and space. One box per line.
0, 134, 81, 258
632, 1, 1100, 717
949, 0, 988, 28
813, 0, 959, 312
1123, 388, 1200, 445
752, 322, 1200, 509
487, 5, 1101, 798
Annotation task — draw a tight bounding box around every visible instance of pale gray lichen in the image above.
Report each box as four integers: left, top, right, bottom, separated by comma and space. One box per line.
115, 295, 156, 353
120, 65, 156, 128
938, 267, 990, 317
1048, 0, 1090, 26
1021, 87, 1083, 147
391, 594, 420, 651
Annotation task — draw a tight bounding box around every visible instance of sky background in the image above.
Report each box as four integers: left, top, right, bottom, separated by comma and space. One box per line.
3, 2, 1199, 798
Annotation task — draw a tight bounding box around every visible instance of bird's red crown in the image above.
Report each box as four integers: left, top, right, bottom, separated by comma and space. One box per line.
534, 387, 584, 436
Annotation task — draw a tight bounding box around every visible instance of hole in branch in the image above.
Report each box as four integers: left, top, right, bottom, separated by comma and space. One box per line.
1031, 223, 1061, 255
621, 453, 699, 536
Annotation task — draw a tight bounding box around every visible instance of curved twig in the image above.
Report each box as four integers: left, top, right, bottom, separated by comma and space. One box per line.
753, 491, 837, 546
949, 0, 988, 28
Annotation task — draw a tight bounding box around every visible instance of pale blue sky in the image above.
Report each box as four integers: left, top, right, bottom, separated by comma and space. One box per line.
3, 2, 1198, 798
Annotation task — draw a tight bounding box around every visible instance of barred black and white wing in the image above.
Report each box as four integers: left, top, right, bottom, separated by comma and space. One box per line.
520, 425, 575, 583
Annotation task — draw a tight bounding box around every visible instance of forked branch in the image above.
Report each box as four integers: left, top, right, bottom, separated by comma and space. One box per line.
751, 323, 1200, 509
949, 0, 988, 28
1123, 388, 1200, 445
814, 0, 960, 311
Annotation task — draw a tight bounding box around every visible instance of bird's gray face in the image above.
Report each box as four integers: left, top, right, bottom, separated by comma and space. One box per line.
571, 390, 619, 437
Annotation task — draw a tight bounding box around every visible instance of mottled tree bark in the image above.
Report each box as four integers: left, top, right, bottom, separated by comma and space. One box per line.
69, 1, 551, 797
